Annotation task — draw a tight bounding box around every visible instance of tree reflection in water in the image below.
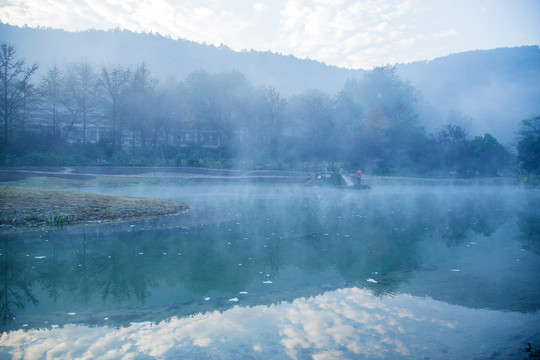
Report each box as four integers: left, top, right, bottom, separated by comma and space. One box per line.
518, 196, 540, 255
0, 184, 538, 330
0, 237, 37, 324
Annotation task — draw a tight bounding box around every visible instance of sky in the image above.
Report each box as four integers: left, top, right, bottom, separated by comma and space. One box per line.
1, 0, 539, 69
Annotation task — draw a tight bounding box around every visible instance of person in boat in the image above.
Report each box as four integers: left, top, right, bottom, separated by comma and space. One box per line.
356, 170, 362, 184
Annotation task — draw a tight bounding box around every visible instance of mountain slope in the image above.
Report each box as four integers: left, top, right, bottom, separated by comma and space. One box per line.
0, 23, 361, 96
396, 46, 540, 143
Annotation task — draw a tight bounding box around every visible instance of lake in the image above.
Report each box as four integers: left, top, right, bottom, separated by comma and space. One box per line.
1, 182, 539, 359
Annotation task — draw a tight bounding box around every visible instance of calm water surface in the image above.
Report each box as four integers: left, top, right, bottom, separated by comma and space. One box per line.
1, 183, 539, 359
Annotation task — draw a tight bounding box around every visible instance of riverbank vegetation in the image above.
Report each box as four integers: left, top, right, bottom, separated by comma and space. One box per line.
1, 42, 537, 179
517, 116, 540, 186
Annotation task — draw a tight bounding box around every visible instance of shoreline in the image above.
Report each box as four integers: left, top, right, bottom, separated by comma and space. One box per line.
0, 166, 521, 232
0, 166, 517, 184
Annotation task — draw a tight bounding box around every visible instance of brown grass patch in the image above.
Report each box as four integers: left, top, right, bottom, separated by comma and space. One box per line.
0, 186, 188, 229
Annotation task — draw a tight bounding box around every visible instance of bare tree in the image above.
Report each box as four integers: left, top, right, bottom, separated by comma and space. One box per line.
256, 87, 287, 158
39, 64, 63, 138
63, 62, 99, 145
128, 63, 157, 152
99, 65, 131, 151
0, 43, 38, 158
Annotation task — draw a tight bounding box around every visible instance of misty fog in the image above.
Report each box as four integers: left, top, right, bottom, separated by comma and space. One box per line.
2, 37, 533, 179
1, 20, 540, 360
2, 24, 539, 146
1, 180, 539, 359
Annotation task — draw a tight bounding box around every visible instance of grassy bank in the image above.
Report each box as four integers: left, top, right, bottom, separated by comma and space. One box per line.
0, 186, 188, 230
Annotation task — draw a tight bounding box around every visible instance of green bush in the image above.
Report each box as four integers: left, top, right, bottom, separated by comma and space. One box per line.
47, 213, 74, 227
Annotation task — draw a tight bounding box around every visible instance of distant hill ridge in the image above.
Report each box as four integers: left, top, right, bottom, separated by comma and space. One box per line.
396, 45, 540, 142
0, 23, 363, 96
1, 23, 539, 142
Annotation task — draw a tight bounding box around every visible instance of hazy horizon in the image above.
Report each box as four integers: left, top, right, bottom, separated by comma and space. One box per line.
1, 0, 539, 69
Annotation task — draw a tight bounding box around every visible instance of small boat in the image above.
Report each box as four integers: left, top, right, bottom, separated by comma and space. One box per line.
352, 184, 371, 189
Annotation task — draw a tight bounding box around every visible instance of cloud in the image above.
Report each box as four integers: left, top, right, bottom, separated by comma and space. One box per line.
1, 0, 539, 69
192, 6, 214, 18
0, 287, 537, 359
269, 0, 428, 68
253, 2, 269, 12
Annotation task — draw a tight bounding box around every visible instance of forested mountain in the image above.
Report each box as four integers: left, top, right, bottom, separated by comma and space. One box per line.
397, 46, 540, 143
0, 23, 361, 97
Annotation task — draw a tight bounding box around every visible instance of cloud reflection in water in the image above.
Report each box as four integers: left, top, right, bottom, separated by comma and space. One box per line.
1, 287, 538, 359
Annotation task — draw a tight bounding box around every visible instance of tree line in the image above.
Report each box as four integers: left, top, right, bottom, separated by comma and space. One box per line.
2, 42, 537, 177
